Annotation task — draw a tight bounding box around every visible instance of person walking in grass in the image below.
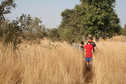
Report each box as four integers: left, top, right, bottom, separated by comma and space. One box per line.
74, 42, 79, 50
88, 37, 98, 52
84, 39, 93, 67
80, 41, 84, 51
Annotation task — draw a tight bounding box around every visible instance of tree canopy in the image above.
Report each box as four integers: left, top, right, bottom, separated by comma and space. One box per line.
58, 0, 121, 43
0, 0, 16, 20
0, 0, 16, 36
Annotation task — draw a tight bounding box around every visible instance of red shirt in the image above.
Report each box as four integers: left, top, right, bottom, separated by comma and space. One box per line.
84, 44, 93, 57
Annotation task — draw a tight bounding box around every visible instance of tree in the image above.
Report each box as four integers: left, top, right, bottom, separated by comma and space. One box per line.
58, 0, 121, 42
58, 8, 84, 43
79, 0, 121, 39
4, 20, 22, 49
0, 0, 16, 20
47, 28, 60, 41
1, 13, 48, 48
0, 0, 16, 37
18, 14, 47, 40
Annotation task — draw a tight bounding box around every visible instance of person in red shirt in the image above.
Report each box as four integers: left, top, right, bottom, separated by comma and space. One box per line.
84, 39, 93, 67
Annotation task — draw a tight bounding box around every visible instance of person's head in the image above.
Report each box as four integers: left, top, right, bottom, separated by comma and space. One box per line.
81, 41, 84, 44
89, 37, 93, 40
87, 39, 91, 44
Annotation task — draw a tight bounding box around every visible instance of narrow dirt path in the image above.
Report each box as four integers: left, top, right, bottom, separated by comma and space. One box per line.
82, 63, 94, 84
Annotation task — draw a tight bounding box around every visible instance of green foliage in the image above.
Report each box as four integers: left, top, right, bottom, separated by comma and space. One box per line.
18, 14, 47, 40
58, 0, 121, 42
122, 24, 126, 36
0, 0, 16, 20
0, 0, 122, 46
47, 28, 60, 42
0, 20, 9, 37
1, 20, 22, 49
0, 1, 54, 47
58, 8, 85, 43
0, 0, 19, 48
0, 0, 16, 37
0, 13, 48, 48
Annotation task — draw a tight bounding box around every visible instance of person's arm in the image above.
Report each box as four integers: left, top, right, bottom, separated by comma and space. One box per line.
94, 42, 98, 51
84, 45, 86, 52
94, 44, 98, 51
95, 46, 98, 51
91, 45, 93, 53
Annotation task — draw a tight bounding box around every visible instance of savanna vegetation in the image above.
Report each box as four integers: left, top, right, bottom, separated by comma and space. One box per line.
0, 0, 124, 46
0, 0, 126, 84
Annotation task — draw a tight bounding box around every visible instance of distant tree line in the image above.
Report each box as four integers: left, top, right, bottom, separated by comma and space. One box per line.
0, 0, 60, 48
0, 0, 126, 48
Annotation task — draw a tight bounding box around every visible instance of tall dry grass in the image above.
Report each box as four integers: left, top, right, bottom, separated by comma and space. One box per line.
0, 40, 126, 84
92, 41, 126, 84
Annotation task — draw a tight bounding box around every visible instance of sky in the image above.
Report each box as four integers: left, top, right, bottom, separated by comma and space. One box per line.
5, 0, 126, 28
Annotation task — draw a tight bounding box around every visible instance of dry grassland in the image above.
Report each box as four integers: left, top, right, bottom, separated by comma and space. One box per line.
0, 38, 126, 84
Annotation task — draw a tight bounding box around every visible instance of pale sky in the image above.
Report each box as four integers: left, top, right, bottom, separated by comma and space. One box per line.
5, 0, 126, 28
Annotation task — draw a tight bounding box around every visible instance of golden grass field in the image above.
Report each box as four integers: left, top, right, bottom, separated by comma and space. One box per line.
0, 36, 126, 84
